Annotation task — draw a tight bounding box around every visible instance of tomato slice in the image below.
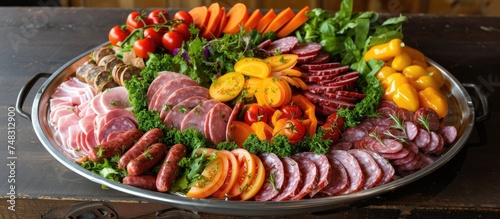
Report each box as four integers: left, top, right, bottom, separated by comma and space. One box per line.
229, 148, 256, 198
264, 54, 298, 72
186, 149, 229, 198
211, 150, 240, 199
239, 154, 266, 201
234, 57, 271, 78
209, 72, 245, 102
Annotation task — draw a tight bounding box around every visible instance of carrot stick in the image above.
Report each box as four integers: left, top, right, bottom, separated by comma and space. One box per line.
276, 6, 311, 38
214, 7, 227, 38
256, 9, 276, 33
188, 6, 210, 32
222, 3, 249, 34
262, 7, 295, 34
201, 3, 223, 39
244, 9, 263, 33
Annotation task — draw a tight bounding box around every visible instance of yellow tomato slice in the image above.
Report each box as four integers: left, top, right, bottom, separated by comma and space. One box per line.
234, 57, 271, 78
242, 77, 262, 98
280, 68, 302, 77
264, 54, 298, 72
211, 150, 240, 199
209, 71, 245, 102
239, 154, 266, 201
229, 148, 256, 198
186, 149, 229, 198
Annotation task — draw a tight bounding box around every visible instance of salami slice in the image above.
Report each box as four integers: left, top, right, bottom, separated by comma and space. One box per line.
226, 102, 244, 142
163, 96, 208, 130
320, 154, 349, 195
254, 153, 285, 201
159, 86, 210, 120
272, 157, 300, 201
308, 66, 350, 76
149, 78, 199, 111
364, 150, 395, 185
291, 42, 322, 56
343, 127, 368, 142
308, 52, 330, 64
414, 128, 431, 148
300, 62, 340, 71
423, 131, 443, 154
348, 149, 383, 189
413, 107, 441, 131
329, 150, 364, 194
205, 102, 233, 145
265, 36, 298, 55
304, 92, 356, 109
180, 99, 219, 133
146, 71, 191, 104
405, 121, 419, 141
440, 125, 457, 145
293, 152, 332, 197
290, 156, 318, 200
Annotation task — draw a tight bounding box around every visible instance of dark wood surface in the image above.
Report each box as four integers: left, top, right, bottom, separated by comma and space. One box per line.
1, 7, 499, 219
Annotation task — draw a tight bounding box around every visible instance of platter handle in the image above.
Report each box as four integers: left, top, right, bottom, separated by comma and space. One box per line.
463, 83, 489, 122
16, 73, 52, 121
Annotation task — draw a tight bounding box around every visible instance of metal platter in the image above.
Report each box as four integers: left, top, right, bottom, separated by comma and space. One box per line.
16, 42, 482, 216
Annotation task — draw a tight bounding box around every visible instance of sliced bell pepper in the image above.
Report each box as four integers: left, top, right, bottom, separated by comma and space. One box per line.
291, 94, 317, 135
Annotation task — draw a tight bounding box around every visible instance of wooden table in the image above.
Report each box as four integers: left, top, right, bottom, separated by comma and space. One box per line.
1, 7, 499, 219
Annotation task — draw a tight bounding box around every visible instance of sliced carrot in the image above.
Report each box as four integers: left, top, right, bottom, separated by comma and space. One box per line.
223, 3, 249, 34
188, 6, 210, 32
276, 6, 311, 38
256, 9, 276, 33
214, 7, 227, 38
243, 9, 263, 33
201, 3, 223, 39
262, 7, 295, 34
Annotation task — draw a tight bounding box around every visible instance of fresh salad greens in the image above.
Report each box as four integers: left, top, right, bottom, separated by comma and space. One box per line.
296, 0, 407, 127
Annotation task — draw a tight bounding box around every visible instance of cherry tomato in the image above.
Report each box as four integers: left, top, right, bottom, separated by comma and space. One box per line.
147, 9, 169, 24
108, 25, 129, 46
280, 104, 303, 119
244, 104, 270, 126
171, 23, 191, 41
282, 119, 306, 144
173, 10, 194, 26
133, 38, 156, 59
143, 27, 162, 47
126, 11, 148, 31
320, 114, 345, 142
161, 31, 183, 53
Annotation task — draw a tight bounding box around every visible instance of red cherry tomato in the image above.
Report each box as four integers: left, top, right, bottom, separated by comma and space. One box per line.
282, 119, 306, 144
147, 9, 169, 24
143, 27, 162, 47
173, 10, 194, 26
244, 104, 270, 126
133, 38, 156, 59
280, 104, 303, 119
108, 25, 130, 46
320, 114, 345, 142
126, 11, 148, 31
171, 23, 191, 41
162, 31, 183, 53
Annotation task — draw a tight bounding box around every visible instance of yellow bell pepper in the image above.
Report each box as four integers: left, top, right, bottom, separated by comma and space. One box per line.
250, 121, 273, 141
393, 83, 420, 112
291, 94, 317, 135
364, 38, 405, 62
391, 51, 412, 71
418, 87, 448, 118
376, 66, 396, 82
403, 45, 426, 62
402, 65, 428, 81
413, 75, 440, 91
382, 73, 410, 100
412, 59, 428, 68
426, 66, 445, 87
